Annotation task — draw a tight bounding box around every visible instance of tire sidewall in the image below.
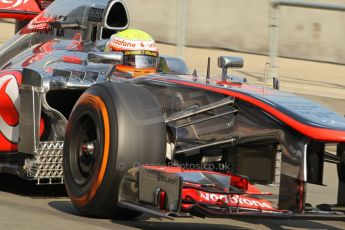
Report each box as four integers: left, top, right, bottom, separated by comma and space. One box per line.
64, 82, 166, 217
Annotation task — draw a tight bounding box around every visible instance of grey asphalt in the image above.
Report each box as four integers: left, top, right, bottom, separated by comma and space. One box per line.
0, 20, 345, 229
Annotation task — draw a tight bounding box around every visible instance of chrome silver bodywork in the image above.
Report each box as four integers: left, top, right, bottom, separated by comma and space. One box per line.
0, 0, 344, 216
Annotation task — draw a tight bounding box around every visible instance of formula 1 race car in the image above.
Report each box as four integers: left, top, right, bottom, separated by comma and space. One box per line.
0, 0, 344, 220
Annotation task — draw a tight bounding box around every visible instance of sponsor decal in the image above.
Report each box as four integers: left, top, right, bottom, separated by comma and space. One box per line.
22, 41, 55, 67
199, 191, 273, 209
109, 38, 158, 52
72, 33, 82, 43
88, 7, 104, 22
27, 13, 54, 31
20, 10, 56, 33
123, 50, 158, 57
0, 0, 29, 9
33, 40, 55, 53
0, 0, 41, 20
0, 74, 20, 144
65, 33, 83, 50
112, 38, 136, 49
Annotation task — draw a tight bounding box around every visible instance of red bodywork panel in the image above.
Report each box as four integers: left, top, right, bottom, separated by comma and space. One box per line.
0, 71, 22, 152
0, 0, 41, 20
0, 70, 44, 152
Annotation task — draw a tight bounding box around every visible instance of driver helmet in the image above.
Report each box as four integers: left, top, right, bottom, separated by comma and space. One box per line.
104, 29, 159, 78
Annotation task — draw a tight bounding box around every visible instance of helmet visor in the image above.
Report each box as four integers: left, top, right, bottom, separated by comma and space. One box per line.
122, 50, 159, 69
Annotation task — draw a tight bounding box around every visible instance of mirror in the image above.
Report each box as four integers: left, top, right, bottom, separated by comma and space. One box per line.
218, 56, 244, 69
218, 56, 244, 81
87, 52, 123, 65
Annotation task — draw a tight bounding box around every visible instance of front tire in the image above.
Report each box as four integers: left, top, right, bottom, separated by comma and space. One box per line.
63, 82, 166, 218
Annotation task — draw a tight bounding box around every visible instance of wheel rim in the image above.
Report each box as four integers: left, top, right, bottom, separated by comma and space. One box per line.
70, 111, 101, 186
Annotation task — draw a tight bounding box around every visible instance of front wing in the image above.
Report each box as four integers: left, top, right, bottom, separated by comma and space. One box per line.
118, 166, 294, 219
